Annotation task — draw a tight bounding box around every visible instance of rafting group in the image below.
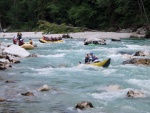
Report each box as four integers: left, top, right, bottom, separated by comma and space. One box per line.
11, 32, 111, 67
12, 32, 33, 46
12, 32, 34, 50
39, 36, 63, 43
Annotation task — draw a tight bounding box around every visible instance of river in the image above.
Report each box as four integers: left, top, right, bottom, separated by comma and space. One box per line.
0, 38, 150, 113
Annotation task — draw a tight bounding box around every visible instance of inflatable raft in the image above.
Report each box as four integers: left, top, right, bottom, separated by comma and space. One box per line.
88, 58, 111, 67
21, 43, 34, 50
79, 58, 111, 67
39, 38, 63, 43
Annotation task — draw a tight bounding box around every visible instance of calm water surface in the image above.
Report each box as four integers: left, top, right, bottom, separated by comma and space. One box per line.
0, 38, 150, 113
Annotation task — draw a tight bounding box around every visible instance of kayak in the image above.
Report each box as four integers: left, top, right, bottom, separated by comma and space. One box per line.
39, 38, 63, 43
21, 43, 34, 50
88, 58, 111, 67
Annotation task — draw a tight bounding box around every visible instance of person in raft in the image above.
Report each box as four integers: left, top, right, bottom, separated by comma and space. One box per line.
18, 39, 24, 46
12, 36, 17, 44
85, 52, 91, 64
29, 39, 33, 45
89, 52, 99, 63
17, 32, 22, 41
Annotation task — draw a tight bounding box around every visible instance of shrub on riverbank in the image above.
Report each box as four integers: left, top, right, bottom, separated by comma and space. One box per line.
35, 20, 84, 34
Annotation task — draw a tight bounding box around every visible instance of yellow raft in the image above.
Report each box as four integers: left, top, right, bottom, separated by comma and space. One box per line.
39, 38, 63, 43
21, 43, 34, 50
88, 58, 111, 67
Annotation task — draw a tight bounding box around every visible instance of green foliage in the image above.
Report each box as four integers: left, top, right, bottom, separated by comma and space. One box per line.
35, 20, 83, 33
0, 0, 149, 32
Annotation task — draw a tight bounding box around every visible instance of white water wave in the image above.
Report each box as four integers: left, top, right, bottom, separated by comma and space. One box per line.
127, 79, 150, 91
39, 53, 65, 58
90, 88, 131, 101
126, 44, 150, 50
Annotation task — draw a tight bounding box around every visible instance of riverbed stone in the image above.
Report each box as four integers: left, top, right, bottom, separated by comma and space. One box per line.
75, 101, 94, 110
122, 58, 150, 66
127, 90, 145, 98
13, 60, 20, 64
133, 51, 150, 56
39, 84, 51, 91
21, 92, 34, 96
105, 84, 121, 92
5, 80, 16, 83
0, 98, 6, 102
111, 38, 121, 41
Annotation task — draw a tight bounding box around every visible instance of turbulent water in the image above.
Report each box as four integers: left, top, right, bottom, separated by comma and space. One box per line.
0, 38, 150, 113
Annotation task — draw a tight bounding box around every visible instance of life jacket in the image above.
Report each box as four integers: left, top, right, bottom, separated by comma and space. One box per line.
85, 55, 90, 63
19, 40, 24, 46
13, 38, 17, 44
90, 55, 98, 62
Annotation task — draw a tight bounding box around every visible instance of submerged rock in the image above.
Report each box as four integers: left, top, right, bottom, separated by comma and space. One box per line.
105, 84, 121, 92
84, 38, 106, 45
5, 80, 16, 83
133, 50, 150, 56
0, 98, 6, 102
75, 101, 94, 110
122, 58, 150, 66
13, 60, 20, 64
21, 92, 34, 96
39, 84, 51, 91
111, 38, 121, 41
127, 90, 145, 98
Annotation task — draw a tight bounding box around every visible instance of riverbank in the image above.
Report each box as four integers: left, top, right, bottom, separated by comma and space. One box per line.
0, 31, 145, 39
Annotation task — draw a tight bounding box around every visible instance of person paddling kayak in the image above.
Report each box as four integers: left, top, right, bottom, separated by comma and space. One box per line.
89, 52, 99, 63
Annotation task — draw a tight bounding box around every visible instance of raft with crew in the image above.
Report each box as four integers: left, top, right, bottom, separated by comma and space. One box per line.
39, 36, 63, 43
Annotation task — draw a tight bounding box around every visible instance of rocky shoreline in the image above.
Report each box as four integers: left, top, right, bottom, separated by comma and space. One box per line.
0, 42, 37, 70
0, 30, 146, 40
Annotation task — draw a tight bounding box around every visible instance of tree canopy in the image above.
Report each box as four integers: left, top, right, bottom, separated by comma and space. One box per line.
0, 0, 149, 32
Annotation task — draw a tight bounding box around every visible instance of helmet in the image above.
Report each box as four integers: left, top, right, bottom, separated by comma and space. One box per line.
90, 52, 93, 55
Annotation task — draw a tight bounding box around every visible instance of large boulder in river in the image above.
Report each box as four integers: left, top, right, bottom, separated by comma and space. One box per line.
3, 45, 30, 58
127, 90, 145, 98
122, 58, 150, 66
75, 101, 94, 110
21, 92, 34, 96
84, 38, 106, 45
133, 50, 150, 56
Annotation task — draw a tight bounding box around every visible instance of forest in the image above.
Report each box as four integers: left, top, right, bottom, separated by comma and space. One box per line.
0, 0, 149, 33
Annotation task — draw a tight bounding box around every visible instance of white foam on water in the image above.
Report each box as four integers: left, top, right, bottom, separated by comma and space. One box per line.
90, 88, 131, 101
127, 79, 150, 91
126, 44, 150, 50
39, 53, 65, 58
102, 69, 117, 76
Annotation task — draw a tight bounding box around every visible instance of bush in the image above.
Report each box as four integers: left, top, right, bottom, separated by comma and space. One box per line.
35, 20, 84, 33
